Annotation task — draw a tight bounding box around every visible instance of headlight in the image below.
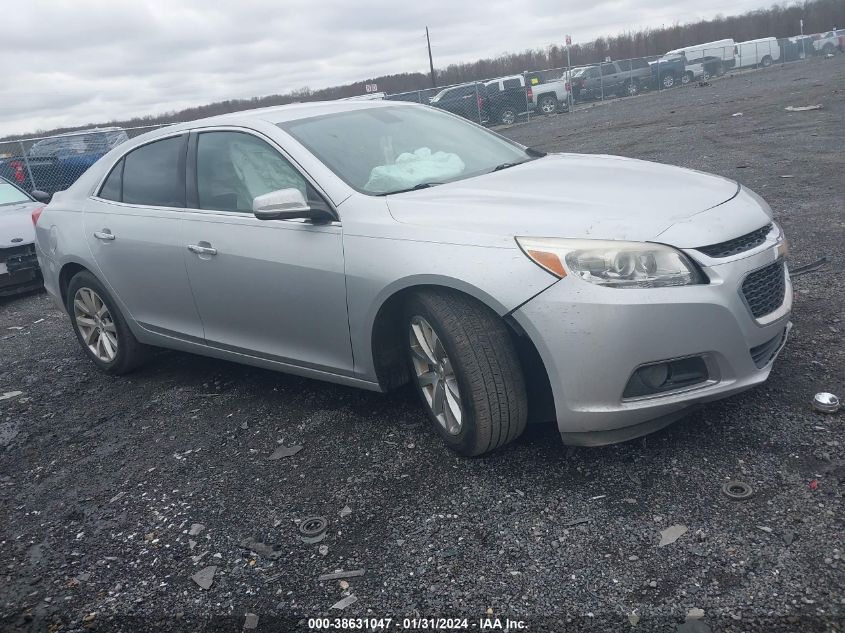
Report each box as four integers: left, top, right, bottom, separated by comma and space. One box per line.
515, 237, 705, 288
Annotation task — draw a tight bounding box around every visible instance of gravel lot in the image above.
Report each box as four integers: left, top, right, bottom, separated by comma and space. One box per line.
1, 57, 844, 633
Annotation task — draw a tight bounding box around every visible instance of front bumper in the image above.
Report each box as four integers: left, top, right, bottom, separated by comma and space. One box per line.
511, 239, 792, 445
0, 243, 43, 297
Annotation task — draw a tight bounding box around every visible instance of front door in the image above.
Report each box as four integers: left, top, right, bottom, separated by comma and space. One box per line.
181, 129, 353, 374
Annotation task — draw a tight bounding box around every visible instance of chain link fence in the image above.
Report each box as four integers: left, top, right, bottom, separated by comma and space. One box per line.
1, 30, 841, 200
0, 125, 170, 200
385, 31, 840, 127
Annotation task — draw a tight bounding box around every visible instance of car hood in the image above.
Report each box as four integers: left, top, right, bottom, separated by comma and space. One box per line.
385, 154, 763, 246
0, 202, 38, 248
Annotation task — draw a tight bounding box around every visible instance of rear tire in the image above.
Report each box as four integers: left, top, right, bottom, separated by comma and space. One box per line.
761, 55, 773, 67
682, 72, 693, 85
622, 80, 639, 96
66, 271, 148, 375
537, 94, 558, 115
404, 290, 528, 457
661, 72, 675, 88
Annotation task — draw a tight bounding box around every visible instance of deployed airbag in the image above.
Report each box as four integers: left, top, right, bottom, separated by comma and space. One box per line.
365, 148, 465, 193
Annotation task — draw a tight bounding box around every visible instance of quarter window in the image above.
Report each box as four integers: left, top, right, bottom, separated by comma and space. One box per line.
196, 131, 309, 213
122, 135, 186, 208
99, 158, 123, 202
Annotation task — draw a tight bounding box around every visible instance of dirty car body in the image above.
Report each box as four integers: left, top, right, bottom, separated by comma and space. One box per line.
34, 101, 792, 455
0, 177, 43, 296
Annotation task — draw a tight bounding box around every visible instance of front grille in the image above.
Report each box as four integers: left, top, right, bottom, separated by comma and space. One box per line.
750, 328, 787, 368
0, 244, 38, 273
0, 243, 35, 261
742, 261, 786, 319
697, 223, 772, 258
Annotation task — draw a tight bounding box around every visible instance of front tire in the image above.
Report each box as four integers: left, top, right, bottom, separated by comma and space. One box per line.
67, 271, 148, 375
661, 72, 675, 88
499, 107, 517, 125
404, 291, 528, 456
682, 72, 693, 85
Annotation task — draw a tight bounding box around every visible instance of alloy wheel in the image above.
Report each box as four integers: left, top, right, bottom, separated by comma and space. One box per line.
409, 316, 463, 435
73, 287, 118, 363
501, 109, 516, 125
539, 98, 556, 114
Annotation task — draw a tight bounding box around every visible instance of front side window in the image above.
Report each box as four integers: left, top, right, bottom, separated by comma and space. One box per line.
0, 182, 32, 206
196, 131, 308, 213
122, 135, 186, 208
279, 105, 536, 195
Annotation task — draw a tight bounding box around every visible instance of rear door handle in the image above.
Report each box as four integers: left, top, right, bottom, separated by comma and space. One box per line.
187, 244, 217, 256
93, 230, 115, 241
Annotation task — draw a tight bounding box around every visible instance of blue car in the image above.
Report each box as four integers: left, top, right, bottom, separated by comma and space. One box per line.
0, 128, 128, 199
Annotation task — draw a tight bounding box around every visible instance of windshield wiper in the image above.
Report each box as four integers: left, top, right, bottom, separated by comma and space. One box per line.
376, 182, 443, 196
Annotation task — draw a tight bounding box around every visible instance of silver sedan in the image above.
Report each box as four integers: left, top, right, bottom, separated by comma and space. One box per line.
34, 101, 791, 456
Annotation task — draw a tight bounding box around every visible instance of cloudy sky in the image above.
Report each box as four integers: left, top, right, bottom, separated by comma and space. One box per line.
2, 0, 776, 137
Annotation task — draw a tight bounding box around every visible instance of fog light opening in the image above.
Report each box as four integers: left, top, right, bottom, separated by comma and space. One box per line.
623, 356, 709, 399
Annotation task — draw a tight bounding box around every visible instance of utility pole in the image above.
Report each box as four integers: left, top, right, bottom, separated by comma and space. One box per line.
426, 26, 436, 88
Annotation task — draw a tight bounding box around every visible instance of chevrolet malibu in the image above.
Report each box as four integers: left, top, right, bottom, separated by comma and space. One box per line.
33, 101, 791, 456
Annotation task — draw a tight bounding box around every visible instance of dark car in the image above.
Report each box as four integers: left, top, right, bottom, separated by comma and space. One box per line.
0, 128, 128, 199
428, 83, 486, 122
484, 76, 530, 125
569, 59, 652, 101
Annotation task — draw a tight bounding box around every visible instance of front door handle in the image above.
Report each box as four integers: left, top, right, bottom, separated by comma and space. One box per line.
187, 244, 217, 256
93, 230, 115, 241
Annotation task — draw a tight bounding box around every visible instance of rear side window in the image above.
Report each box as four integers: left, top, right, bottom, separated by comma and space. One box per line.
601, 64, 616, 76
502, 78, 521, 90
99, 158, 123, 201
122, 136, 186, 208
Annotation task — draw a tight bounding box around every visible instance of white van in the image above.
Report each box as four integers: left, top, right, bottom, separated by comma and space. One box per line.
666, 39, 736, 75
735, 37, 781, 68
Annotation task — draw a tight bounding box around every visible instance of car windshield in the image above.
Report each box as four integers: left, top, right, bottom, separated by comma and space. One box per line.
0, 182, 32, 206
279, 106, 536, 195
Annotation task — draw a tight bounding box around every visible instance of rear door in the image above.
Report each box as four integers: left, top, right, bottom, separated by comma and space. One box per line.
84, 133, 205, 340
180, 129, 353, 374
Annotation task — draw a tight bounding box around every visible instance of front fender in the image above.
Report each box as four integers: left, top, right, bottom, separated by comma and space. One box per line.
343, 233, 557, 382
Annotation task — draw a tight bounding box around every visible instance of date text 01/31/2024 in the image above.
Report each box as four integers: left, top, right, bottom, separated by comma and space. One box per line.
307, 617, 528, 630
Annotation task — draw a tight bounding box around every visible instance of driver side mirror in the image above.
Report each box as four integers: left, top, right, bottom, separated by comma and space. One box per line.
252, 188, 333, 222
31, 190, 50, 203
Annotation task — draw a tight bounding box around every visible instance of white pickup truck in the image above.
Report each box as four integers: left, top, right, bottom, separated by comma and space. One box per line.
525, 73, 571, 114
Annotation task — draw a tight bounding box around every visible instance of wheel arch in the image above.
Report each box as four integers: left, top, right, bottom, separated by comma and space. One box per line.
367, 279, 556, 422
58, 260, 94, 308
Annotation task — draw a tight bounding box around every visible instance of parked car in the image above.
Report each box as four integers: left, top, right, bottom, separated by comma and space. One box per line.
484, 76, 530, 125
734, 37, 781, 68
650, 55, 686, 89
483, 74, 571, 125
782, 36, 814, 61
428, 83, 486, 122
525, 72, 571, 114
0, 176, 43, 296
665, 38, 735, 77
812, 30, 842, 55
0, 128, 129, 199
569, 59, 651, 100
35, 101, 792, 456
